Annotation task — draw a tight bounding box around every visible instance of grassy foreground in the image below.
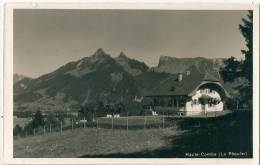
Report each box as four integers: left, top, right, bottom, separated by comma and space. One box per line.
14, 111, 252, 158
14, 127, 183, 158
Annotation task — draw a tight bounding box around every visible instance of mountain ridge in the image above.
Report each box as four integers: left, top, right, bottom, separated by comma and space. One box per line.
13, 48, 228, 113
152, 55, 225, 74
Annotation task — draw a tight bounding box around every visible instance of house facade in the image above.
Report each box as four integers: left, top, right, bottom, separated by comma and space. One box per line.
145, 70, 230, 116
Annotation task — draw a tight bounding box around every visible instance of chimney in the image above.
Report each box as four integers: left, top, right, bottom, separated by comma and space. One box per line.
178, 72, 183, 82
186, 70, 190, 76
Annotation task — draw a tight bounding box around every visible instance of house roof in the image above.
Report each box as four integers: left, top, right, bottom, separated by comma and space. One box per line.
146, 69, 229, 97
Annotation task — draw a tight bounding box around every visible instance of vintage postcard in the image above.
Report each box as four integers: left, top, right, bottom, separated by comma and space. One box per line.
3, 2, 259, 165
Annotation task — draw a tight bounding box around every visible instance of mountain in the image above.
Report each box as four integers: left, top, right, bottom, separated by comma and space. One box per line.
14, 49, 142, 112
152, 56, 225, 74
14, 77, 33, 95
14, 49, 235, 113
115, 52, 149, 76
13, 74, 31, 84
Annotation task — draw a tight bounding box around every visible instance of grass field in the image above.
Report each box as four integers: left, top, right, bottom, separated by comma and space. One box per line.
13, 111, 252, 158
14, 127, 182, 158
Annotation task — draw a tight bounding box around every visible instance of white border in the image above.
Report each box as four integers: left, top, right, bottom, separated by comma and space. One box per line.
0, 1, 4, 165
3, 3, 260, 165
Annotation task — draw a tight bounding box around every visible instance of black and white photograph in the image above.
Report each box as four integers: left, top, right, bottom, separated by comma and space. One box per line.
2, 3, 259, 164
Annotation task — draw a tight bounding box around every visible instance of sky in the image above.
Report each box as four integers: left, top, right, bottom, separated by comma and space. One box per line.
14, 9, 248, 78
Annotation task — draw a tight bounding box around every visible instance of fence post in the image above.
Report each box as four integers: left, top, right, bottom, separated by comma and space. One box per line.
71, 119, 73, 131
84, 117, 86, 128
126, 114, 129, 131
60, 121, 63, 133
144, 116, 146, 130
43, 126, 46, 135
112, 117, 114, 130
163, 115, 165, 128
96, 119, 98, 129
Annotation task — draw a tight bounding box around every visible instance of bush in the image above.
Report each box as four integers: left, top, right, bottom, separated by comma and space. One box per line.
124, 102, 143, 116
30, 110, 45, 128
225, 98, 243, 110
23, 110, 45, 135
13, 124, 23, 137
45, 112, 59, 125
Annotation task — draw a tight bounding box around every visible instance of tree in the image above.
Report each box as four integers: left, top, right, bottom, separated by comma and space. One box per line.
78, 105, 88, 118
220, 11, 253, 105
239, 10, 253, 84
107, 104, 114, 115
114, 102, 125, 114
78, 103, 97, 120
96, 101, 106, 117
56, 112, 65, 123
13, 124, 23, 137
30, 110, 45, 129
45, 112, 59, 125
87, 103, 97, 121
219, 56, 243, 82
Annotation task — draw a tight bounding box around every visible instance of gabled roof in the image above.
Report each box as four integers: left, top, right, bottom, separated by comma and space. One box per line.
203, 72, 220, 82
146, 70, 227, 97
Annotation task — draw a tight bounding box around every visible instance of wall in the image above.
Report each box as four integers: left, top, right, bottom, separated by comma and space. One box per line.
204, 102, 223, 112
185, 102, 203, 115
185, 88, 223, 116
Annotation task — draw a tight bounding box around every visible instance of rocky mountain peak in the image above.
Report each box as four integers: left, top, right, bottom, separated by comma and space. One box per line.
158, 56, 177, 66
154, 56, 222, 74
92, 48, 109, 59
114, 52, 148, 76
118, 52, 127, 58
13, 73, 31, 84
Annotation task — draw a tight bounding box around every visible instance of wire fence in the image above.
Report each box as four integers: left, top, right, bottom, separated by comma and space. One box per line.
14, 115, 181, 139
14, 110, 248, 139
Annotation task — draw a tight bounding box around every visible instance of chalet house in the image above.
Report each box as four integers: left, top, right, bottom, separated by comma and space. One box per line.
145, 70, 231, 116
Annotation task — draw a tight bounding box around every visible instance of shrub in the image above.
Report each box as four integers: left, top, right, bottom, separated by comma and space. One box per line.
13, 124, 23, 137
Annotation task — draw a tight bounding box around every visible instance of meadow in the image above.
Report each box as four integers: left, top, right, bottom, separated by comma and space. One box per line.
14, 127, 182, 158
13, 111, 252, 158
